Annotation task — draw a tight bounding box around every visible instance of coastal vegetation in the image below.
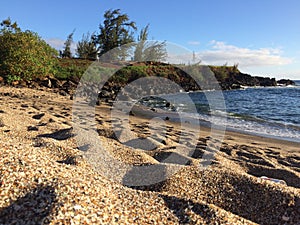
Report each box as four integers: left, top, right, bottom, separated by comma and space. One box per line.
0, 11, 294, 89
0, 18, 58, 83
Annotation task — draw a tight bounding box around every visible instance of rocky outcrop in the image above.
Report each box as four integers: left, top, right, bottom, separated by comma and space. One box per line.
255, 77, 277, 87
277, 79, 295, 86
1, 62, 295, 102
216, 72, 277, 90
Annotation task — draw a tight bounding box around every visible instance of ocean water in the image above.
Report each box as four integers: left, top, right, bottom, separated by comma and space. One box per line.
140, 81, 300, 142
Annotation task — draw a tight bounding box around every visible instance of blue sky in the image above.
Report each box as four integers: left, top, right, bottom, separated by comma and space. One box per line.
1, 0, 300, 79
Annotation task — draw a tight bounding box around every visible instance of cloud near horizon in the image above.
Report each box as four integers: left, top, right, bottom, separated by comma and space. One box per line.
198, 40, 293, 67
45, 38, 293, 71
187, 41, 200, 46
46, 38, 77, 54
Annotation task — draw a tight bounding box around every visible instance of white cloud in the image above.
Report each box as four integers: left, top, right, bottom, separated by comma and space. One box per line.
198, 40, 293, 67
46, 38, 65, 50
46, 38, 77, 54
188, 41, 200, 46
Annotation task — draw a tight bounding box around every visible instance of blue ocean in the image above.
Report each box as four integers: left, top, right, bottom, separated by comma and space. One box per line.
140, 81, 300, 142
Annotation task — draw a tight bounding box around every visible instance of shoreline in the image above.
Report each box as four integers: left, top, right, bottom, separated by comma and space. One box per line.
129, 103, 300, 151
127, 84, 300, 145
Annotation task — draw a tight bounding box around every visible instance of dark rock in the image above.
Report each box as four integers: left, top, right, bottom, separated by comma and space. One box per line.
49, 77, 62, 88
277, 79, 295, 86
62, 80, 77, 94
234, 73, 260, 86
38, 76, 62, 89
56, 156, 78, 165
59, 90, 68, 96
255, 77, 277, 86
40, 77, 52, 88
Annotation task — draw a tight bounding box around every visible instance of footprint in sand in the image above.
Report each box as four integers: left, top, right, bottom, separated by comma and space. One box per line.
32, 113, 45, 120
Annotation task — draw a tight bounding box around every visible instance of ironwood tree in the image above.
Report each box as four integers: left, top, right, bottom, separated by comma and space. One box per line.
93, 9, 137, 61
76, 32, 97, 60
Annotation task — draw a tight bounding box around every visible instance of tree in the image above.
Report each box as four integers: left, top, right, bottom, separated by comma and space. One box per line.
61, 30, 74, 58
93, 9, 137, 61
133, 24, 167, 62
133, 24, 149, 61
142, 41, 167, 62
76, 32, 97, 60
0, 18, 58, 82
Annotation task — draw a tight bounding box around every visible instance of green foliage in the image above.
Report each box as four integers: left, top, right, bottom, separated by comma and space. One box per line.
134, 25, 167, 62
0, 19, 59, 81
6, 75, 21, 84
93, 9, 137, 61
114, 65, 148, 83
142, 41, 167, 62
209, 64, 241, 82
134, 24, 149, 61
76, 32, 97, 60
180, 64, 204, 82
232, 63, 239, 73
55, 58, 92, 82
82, 65, 116, 83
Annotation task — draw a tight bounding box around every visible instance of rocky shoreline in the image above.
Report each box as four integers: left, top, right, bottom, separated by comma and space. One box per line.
0, 62, 295, 104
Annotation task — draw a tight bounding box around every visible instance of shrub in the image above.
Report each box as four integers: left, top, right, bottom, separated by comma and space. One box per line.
114, 65, 148, 83
55, 58, 93, 82
0, 22, 58, 82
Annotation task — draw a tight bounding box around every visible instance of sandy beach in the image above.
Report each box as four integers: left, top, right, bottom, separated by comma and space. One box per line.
0, 86, 299, 224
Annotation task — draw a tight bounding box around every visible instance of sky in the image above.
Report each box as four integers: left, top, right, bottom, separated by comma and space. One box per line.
1, 0, 300, 79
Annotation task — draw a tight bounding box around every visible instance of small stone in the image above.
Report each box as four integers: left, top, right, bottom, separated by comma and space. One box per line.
282, 215, 289, 221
